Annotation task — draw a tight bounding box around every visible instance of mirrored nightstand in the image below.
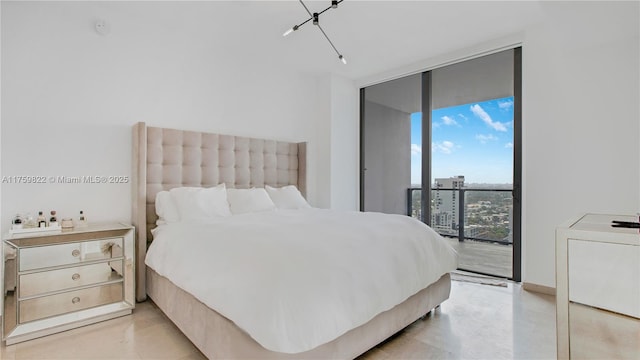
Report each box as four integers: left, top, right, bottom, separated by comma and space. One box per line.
556, 213, 640, 359
3, 223, 135, 345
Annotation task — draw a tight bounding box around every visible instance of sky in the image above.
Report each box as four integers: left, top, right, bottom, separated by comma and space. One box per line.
411, 96, 514, 185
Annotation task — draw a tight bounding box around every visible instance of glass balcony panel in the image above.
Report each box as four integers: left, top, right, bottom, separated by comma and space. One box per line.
409, 189, 422, 220
464, 190, 513, 244
408, 187, 513, 279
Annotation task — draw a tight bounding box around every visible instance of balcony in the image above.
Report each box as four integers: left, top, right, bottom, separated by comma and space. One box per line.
408, 187, 513, 279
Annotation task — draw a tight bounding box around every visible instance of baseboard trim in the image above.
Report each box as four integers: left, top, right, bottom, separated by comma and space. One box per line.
523, 282, 556, 295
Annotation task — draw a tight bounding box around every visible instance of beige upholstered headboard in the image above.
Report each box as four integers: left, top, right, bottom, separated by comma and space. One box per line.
132, 122, 307, 301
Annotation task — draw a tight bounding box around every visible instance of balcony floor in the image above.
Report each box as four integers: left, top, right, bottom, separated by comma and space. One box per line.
444, 237, 512, 278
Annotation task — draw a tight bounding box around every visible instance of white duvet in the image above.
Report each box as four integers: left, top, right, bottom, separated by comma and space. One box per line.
145, 208, 458, 353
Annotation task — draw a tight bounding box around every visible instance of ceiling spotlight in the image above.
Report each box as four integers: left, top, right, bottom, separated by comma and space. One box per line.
283, 25, 299, 37
283, 0, 347, 65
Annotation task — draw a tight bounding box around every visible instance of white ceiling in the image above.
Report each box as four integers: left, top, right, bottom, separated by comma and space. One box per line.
11, 1, 546, 83
108, 0, 546, 82
231, 0, 545, 80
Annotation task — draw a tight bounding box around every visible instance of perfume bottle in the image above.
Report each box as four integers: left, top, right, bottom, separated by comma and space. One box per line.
49, 210, 58, 226
24, 212, 36, 228
12, 214, 23, 230
37, 211, 47, 228
77, 210, 88, 227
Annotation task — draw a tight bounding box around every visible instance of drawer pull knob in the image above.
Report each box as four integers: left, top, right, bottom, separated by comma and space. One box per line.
72, 249, 80, 257
72, 273, 80, 281
72, 297, 81, 304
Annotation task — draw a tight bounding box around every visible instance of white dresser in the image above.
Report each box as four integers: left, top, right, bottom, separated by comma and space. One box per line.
556, 213, 640, 359
3, 223, 135, 345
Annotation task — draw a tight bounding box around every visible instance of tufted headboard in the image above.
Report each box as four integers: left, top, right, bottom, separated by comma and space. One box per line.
132, 122, 307, 301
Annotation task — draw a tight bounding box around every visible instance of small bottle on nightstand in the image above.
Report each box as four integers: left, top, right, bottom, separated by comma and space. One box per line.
11, 214, 23, 230
37, 211, 47, 228
24, 213, 36, 228
77, 210, 88, 227
49, 211, 58, 226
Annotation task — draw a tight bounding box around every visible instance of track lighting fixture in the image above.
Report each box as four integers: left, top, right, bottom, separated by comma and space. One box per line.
283, 0, 347, 65
282, 25, 299, 37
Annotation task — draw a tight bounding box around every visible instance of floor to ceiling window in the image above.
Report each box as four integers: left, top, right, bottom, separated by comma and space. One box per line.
360, 73, 422, 216
360, 48, 521, 280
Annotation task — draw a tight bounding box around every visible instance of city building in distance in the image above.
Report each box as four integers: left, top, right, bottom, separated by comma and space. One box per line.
410, 175, 513, 243
432, 176, 465, 236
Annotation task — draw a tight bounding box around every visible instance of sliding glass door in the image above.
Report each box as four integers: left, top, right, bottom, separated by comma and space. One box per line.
360, 48, 521, 281
360, 74, 422, 216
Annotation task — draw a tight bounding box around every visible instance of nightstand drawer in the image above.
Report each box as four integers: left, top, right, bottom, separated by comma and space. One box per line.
568, 239, 640, 318
19, 283, 123, 323
4, 223, 134, 344
20, 238, 124, 271
20, 261, 124, 298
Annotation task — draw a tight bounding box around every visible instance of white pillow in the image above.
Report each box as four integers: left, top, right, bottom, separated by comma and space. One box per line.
226, 188, 276, 215
265, 185, 311, 209
169, 184, 231, 222
155, 191, 180, 224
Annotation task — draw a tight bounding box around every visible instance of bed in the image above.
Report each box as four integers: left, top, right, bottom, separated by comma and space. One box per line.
132, 122, 457, 359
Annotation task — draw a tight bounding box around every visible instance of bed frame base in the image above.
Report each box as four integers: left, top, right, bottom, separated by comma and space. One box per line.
147, 268, 451, 359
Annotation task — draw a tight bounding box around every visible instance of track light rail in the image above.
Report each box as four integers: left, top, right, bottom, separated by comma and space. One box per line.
283, 0, 347, 64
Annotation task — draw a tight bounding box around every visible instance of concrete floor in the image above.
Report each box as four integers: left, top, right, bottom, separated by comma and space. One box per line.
445, 237, 513, 278
359, 280, 556, 359
1, 280, 558, 360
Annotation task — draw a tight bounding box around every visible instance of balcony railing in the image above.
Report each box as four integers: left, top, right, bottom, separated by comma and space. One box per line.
408, 187, 513, 245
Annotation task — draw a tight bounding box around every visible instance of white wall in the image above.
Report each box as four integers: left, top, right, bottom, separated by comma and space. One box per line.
312, 74, 359, 211
521, 1, 639, 288
1, 2, 329, 232
313, 75, 332, 209
353, 1, 639, 288
329, 75, 359, 210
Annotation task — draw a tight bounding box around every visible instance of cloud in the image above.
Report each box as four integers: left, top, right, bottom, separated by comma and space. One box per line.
475, 134, 498, 144
458, 113, 468, 121
411, 143, 421, 155
441, 116, 458, 126
432, 141, 455, 154
505, 142, 513, 148
498, 99, 514, 110
470, 104, 507, 132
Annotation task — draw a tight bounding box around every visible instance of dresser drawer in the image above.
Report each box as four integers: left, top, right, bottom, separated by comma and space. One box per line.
19, 283, 123, 323
569, 239, 640, 318
19, 238, 124, 271
20, 262, 123, 298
